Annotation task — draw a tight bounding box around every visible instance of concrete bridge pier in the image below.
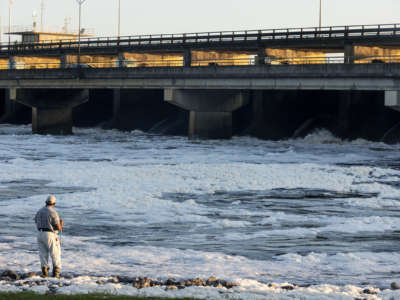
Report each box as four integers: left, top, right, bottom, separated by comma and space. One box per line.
0, 88, 25, 123
385, 91, 400, 112
60, 55, 67, 69
15, 89, 89, 135
165, 89, 249, 139
255, 49, 267, 65
184, 50, 192, 67
379, 90, 400, 143
112, 89, 121, 127
4, 88, 17, 115
344, 44, 355, 64
334, 91, 353, 136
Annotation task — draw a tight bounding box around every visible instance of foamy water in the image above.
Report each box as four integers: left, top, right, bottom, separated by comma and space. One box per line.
0, 125, 400, 299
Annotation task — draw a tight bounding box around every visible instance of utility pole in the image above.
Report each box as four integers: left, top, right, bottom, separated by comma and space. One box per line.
76, 0, 87, 67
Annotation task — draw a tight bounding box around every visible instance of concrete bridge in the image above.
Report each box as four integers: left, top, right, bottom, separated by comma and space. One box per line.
2, 23, 400, 68
1, 23, 400, 140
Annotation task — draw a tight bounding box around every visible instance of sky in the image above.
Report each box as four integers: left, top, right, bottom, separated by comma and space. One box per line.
0, 0, 400, 42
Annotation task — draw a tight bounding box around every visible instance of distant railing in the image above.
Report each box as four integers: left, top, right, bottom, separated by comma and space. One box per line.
0, 23, 399, 52
1, 55, 400, 70
6, 25, 95, 36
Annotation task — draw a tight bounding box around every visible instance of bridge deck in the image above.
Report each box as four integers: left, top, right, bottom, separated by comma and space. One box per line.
1, 63, 399, 91
1, 23, 400, 57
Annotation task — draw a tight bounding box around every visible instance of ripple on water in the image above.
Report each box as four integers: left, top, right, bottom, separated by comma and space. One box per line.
0, 179, 95, 202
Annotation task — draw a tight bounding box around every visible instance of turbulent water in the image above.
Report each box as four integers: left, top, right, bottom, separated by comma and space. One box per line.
1, 124, 400, 299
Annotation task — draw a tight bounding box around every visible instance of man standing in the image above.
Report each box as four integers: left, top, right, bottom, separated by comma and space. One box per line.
34, 195, 64, 278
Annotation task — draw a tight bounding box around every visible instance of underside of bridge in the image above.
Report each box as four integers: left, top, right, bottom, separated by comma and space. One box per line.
110, 89, 187, 134
248, 90, 400, 142
1, 88, 400, 143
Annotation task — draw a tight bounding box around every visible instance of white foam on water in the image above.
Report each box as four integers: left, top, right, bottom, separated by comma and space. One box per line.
1, 125, 400, 299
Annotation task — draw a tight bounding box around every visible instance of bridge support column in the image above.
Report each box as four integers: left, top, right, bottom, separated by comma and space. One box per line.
5, 88, 17, 114
15, 89, 89, 135
117, 53, 126, 67
32, 107, 73, 134
344, 44, 355, 64
334, 91, 353, 136
385, 91, 400, 112
184, 50, 192, 67
248, 90, 265, 134
165, 89, 249, 139
112, 89, 121, 126
60, 55, 67, 68
189, 111, 233, 138
0, 88, 21, 123
255, 49, 267, 65
8, 57, 16, 69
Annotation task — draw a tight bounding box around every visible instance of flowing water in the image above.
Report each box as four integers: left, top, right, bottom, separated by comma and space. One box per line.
0, 124, 400, 299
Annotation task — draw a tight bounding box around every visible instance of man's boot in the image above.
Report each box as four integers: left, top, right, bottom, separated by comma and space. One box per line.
41, 267, 49, 278
53, 267, 60, 278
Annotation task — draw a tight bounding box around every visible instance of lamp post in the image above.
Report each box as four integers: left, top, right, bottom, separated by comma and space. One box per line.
40, 0, 44, 31
76, 0, 86, 67
319, 0, 322, 29
8, 0, 12, 45
118, 0, 121, 39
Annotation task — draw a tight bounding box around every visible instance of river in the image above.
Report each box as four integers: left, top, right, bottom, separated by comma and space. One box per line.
0, 124, 399, 299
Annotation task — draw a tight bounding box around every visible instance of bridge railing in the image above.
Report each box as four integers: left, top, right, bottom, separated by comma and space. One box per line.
2, 55, 400, 70
1, 23, 400, 52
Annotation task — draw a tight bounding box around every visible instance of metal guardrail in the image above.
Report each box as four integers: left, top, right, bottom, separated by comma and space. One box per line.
1, 55, 400, 70
6, 25, 95, 36
0, 23, 400, 52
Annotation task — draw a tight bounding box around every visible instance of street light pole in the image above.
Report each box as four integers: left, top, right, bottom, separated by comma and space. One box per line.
8, 0, 12, 45
76, 0, 86, 67
40, 0, 44, 32
319, 0, 322, 29
118, 0, 121, 39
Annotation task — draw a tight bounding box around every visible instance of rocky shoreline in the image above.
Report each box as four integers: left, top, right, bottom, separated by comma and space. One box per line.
2, 269, 400, 298
0, 269, 238, 291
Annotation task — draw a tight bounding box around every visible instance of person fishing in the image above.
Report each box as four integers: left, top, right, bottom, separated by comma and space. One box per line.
34, 195, 64, 278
